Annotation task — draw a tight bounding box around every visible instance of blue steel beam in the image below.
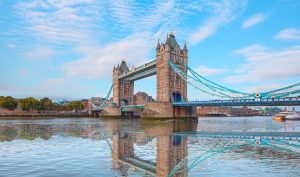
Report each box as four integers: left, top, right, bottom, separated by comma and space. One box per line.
174, 97, 300, 107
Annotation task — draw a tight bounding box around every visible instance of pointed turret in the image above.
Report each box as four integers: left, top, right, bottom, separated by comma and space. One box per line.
119, 59, 129, 75
183, 42, 188, 56
165, 33, 169, 44
156, 39, 160, 53
183, 42, 187, 51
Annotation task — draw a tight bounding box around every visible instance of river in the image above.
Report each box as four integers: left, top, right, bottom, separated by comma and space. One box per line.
0, 116, 299, 177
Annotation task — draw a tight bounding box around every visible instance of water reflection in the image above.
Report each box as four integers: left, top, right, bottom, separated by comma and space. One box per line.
0, 117, 300, 177
110, 118, 197, 177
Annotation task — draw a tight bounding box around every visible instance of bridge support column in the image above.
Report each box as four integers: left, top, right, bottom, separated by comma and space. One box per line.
174, 106, 197, 118
141, 102, 197, 118
99, 106, 121, 117
142, 102, 174, 118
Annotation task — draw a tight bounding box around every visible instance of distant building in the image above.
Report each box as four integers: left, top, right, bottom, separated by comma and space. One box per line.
197, 106, 261, 116
133, 91, 155, 105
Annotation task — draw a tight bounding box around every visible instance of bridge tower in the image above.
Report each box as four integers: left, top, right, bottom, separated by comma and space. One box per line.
156, 32, 188, 103
156, 135, 188, 177
113, 60, 134, 106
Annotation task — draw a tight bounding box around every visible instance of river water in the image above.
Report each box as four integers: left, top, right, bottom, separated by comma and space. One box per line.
0, 116, 300, 177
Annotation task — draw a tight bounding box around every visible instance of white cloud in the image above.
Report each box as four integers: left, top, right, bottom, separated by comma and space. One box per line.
24, 47, 54, 61
63, 33, 152, 79
19, 68, 29, 77
15, 0, 213, 80
189, 0, 247, 44
275, 28, 300, 41
224, 44, 300, 83
16, 0, 100, 43
242, 13, 268, 29
194, 65, 228, 76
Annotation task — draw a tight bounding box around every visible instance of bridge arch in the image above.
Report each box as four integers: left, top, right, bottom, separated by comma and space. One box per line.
172, 92, 182, 102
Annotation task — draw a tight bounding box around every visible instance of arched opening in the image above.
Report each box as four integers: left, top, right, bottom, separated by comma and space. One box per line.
173, 135, 182, 145
173, 92, 182, 102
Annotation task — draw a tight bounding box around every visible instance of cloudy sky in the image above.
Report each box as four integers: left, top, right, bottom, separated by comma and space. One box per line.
0, 0, 299, 101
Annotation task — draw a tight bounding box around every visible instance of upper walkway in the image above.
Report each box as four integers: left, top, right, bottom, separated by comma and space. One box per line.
118, 60, 156, 81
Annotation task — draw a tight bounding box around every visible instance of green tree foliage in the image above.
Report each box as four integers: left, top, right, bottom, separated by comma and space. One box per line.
69, 101, 85, 112
0, 96, 4, 107
0, 96, 18, 110
38, 97, 54, 111
19, 97, 39, 111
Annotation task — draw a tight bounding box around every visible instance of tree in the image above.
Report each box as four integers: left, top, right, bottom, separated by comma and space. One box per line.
38, 97, 54, 111
19, 97, 39, 111
0, 96, 4, 107
1, 96, 18, 110
69, 101, 85, 112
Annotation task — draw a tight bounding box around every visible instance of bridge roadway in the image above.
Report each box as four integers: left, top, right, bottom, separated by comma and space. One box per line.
120, 97, 300, 112
122, 130, 300, 141
174, 97, 300, 107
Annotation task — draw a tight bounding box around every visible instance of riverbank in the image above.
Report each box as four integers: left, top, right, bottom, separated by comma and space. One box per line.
0, 111, 89, 118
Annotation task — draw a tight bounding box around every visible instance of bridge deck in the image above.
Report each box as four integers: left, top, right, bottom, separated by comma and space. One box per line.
123, 130, 300, 141
174, 97, 300, 107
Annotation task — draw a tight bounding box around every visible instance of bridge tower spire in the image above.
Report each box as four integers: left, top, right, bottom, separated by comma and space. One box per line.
156, 32, 188, 103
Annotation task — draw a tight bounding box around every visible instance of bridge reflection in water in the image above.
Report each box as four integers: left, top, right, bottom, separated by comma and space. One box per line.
108, 118, 198, 177
103, 119, 300, 177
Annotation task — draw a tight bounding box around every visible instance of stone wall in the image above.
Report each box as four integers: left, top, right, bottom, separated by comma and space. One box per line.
99, 106, 121, 117
142, 102, 174, 118
174, 106, 197, 118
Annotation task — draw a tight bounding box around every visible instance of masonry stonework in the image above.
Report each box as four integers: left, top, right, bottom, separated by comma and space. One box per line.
113, 60, 134, 106
156, 32, 188, 103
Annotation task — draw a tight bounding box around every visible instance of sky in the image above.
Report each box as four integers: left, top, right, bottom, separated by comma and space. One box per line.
0, 0, 300, 101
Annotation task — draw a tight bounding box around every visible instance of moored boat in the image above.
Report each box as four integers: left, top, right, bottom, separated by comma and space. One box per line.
285, 112, 300, 120
272, 111, 300, 121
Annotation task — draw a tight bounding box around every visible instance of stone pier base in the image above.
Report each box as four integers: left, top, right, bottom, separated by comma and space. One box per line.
174, 106, 197, 118
141, 102, 197, 118
122, 108, 142, 117
99, 106, 121, 117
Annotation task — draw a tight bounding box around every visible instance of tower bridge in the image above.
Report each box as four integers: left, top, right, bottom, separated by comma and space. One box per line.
91, 32, 300, 118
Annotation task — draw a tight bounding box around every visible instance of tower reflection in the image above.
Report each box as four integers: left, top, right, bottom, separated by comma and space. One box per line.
111, 118, 197, 177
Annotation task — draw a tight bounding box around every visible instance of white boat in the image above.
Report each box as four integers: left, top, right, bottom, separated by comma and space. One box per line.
285, 112, 300, 120
273, 111, 300, 121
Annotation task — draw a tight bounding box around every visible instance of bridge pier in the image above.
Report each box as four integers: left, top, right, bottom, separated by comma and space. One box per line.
141, 102, 197, 119
99, 106, 121, 117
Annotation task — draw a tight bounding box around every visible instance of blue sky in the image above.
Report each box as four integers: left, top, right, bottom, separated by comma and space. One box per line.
0, 0, 300, 101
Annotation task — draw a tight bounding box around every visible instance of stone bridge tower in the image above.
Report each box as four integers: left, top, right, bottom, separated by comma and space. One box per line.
113, 60, 134, 106
156, 32, 188, 103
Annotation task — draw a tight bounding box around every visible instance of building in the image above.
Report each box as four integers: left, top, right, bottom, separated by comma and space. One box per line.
197, 106, 261, 116
133, 91, 155, 105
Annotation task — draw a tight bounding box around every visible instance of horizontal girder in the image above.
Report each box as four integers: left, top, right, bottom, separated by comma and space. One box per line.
118, 60, 156, 81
